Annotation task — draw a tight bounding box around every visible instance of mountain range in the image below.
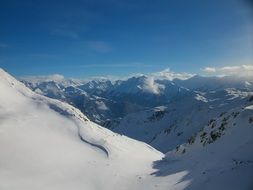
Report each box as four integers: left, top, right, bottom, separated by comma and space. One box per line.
21, 72, 253, 153
0, 68, 252, 189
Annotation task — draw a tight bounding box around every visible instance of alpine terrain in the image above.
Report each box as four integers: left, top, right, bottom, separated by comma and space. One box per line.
0, 68, 253, 189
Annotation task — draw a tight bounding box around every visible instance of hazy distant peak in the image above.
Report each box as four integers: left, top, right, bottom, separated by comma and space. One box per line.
21, 74, 65, 83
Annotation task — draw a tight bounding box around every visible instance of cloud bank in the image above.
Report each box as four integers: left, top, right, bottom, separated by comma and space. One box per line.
151, 68, 195, 80
203, 64, 253, 77
22, 74, 65, 83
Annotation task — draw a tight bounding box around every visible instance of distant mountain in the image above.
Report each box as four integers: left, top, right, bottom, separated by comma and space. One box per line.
21, 74, 253, 119
78, 79, 114, 95
21, 75, 189, 124
111, 88, 253, 153
173, 75, 253, 91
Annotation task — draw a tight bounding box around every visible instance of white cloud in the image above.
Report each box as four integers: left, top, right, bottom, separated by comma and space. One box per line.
203, 67, 216, 73
79, 62, 151, 68
203, 64, 253, 77
19, 68, 196, 85
151, 68, 195, 80
82, 68, 195, 82
141, 77, 165, 94
22, 74, 65, 83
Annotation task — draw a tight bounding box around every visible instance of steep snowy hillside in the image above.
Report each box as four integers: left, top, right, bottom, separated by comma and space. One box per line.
142, 104, 253, 190
0, 69, 163, 190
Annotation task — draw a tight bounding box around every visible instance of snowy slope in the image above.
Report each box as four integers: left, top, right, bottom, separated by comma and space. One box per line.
141, 103, 253, 190
111, 88, 253, 153
0, 68, 163, 190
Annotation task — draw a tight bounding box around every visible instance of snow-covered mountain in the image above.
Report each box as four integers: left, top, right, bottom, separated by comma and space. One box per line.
20, 75, 194, 124
21, 73, 253, 153
0, 68, 163, 190
174, 75, 253, 91
21, 74, 253, 117
1, 68, 253, 189
136, 103, 253, 190
111, 88, 253, 153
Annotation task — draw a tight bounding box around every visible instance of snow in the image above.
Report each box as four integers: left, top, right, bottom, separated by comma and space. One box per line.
195, 94, 208, 102
22, 73, 253, 127
0, 68, 163, 190
112, 87, 252, 153
1, 68, 253, 190
133, 103, 253, 190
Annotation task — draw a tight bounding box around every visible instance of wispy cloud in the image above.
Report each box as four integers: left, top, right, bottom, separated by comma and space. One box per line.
27, 53, 61, 59
78, 62, 151, 68
22, 74, 65, 83
203, 64, 253, 77
45, 6, 94, 39
87, 41, 113, 53
203, 67, 216, 73
83, 67, 194, 81
151, 68, 195, 80
0, 43, 10, 48
51, 28, 80, 39
75, 67, 193, 82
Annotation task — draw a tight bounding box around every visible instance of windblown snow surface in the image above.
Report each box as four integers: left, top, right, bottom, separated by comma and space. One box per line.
0, 68, 253, 190
0, 69, 162, 190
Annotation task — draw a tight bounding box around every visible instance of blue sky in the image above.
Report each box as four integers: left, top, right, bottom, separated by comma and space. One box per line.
0, 0, 252, 78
